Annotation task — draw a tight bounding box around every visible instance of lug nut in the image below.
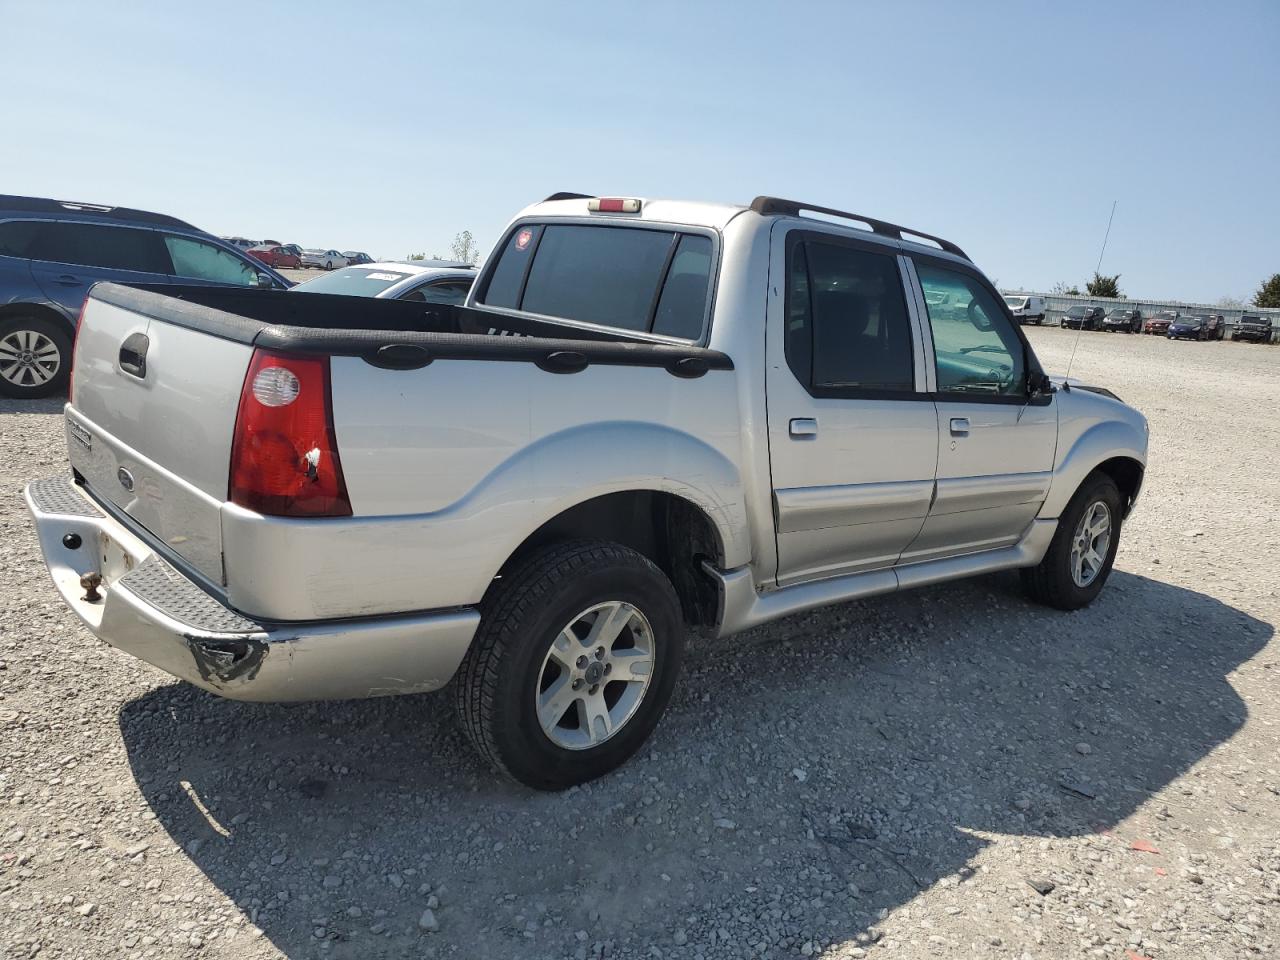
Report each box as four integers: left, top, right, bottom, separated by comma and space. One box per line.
604, 663, 612, 674
572, 678, 583, 690
576, 655, 588, 669
595, 647, 605, 659
589, 684, 599, 695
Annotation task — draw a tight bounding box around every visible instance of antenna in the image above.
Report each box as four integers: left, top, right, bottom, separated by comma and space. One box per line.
1063, 200, 1117, 386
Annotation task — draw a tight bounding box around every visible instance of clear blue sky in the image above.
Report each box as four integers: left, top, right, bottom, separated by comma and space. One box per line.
3, 0, 1276, 303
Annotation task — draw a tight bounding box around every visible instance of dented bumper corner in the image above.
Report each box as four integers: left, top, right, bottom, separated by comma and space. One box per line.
24, 475, 480, 702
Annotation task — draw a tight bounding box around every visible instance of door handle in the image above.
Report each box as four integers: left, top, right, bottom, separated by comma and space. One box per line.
789, 417, 818, 438
949, 417, 970, 437
54, 274, 83, 286
118, 332, 149, 379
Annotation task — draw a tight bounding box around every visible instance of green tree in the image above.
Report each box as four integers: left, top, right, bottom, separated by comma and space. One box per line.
1086, 272, 1123, 298
1051, 281, 1081, 296
1254, 274, 1280, 308
407, 252, 426, 261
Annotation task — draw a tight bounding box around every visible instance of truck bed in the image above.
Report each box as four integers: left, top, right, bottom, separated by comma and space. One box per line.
65, 282, 744, 623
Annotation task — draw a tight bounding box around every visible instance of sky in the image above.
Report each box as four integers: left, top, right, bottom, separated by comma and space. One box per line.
2, 0, 1276, 304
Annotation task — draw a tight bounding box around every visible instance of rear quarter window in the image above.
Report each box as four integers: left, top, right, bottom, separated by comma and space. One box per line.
480, 222, 714, 339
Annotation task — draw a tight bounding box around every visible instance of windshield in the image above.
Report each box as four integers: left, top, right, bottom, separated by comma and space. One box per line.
1003, 296, 1027, 308
1107, 309, 1130, 317
1067, 307, 1087, 316
290, 266, 416, 297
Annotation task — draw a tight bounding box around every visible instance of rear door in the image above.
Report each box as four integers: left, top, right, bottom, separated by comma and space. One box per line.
28, 221, 173, 318
900, 257, 1056, 564
766, 228, 938, 584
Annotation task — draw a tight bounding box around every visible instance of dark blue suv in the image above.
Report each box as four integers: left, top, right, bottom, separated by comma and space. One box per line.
0, 196, 290, 399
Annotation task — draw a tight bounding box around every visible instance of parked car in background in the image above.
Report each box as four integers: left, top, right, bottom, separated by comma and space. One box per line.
1062, 305, 1105, 330
343, 251, 374, 265
291, 260, 475, 302
1233, 314, 1274, 343
1204, 314, 1226, 340
1002, 294, 1046, 324
222, 236, 256, 250
282, 244, 304, 259
0, 194, 289, 398
1144, 310, 1178, 335
1166, 316, 1206, 341
300, 249, 348, 270
1102, 307, 1143, 334
248, 244, 302, 269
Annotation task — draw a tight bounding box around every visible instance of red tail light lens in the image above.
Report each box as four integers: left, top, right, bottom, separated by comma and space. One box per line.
69, 297, 89, 405
229, 349, 352, 517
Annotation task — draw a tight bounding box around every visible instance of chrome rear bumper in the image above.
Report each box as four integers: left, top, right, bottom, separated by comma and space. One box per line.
24, 475, 479, 702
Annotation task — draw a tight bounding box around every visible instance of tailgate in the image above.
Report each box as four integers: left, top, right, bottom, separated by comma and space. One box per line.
67, 295, 255, 585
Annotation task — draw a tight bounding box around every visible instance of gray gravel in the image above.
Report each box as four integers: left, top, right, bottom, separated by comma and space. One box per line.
1, 328, 1278, 959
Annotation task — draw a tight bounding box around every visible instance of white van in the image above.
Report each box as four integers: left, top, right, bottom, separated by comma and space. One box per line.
1003, 294, 1047, 325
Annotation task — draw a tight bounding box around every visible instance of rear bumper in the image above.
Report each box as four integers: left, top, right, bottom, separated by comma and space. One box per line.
24, 475, 480, 702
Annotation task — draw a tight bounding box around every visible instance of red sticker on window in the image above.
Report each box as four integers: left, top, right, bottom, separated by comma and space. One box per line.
515, 228, 533, 251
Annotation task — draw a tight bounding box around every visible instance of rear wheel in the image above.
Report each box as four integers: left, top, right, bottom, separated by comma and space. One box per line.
454, 540, 685, 790
0, 316, 72, 399
1021, 472, 1123, 611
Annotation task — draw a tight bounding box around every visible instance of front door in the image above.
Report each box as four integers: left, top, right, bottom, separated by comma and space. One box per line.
766, 229, 938, 585
899, 257, 1057, 564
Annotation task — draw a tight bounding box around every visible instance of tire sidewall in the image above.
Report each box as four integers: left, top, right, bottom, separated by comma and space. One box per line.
0, 316, 73, 399
1050, 475, 1123, 608
485, 556, 684, 789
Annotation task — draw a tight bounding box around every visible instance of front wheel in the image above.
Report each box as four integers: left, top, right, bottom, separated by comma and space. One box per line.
454, 540, 685, 790
1021, 472, 1123, 611
0, 316, 73, 399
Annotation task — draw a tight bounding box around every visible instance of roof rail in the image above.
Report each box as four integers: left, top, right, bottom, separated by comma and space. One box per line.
543, 191, 593, 202
749, 196, 969, 261
0, 194, 198, 230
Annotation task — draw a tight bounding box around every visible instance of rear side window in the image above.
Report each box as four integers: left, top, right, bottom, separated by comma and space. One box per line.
33, 222, 171, 273
403, 279, 472, 305
785, 238, 915, 394
164, 235, 259, 286
481, 223, 713, 338
0, 220, 42, 258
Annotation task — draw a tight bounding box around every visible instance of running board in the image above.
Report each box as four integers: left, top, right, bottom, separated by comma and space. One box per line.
707, 518, 1057, 637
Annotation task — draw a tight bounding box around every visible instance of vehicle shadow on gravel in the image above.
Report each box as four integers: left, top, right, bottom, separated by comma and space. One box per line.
0, 395, 64, 416
117, 570, 1269, 958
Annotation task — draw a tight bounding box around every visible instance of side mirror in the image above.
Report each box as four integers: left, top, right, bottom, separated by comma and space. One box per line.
1028, 371, 1053, 398
255, 272, 274, 289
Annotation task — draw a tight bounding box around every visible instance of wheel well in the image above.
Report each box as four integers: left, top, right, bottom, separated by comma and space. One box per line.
0, 301, 73, 335
503, 491, 724, 629
1095, 456, 1144, 517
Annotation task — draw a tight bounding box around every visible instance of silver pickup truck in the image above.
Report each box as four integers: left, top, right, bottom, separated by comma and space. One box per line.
26, 194, 1148, 789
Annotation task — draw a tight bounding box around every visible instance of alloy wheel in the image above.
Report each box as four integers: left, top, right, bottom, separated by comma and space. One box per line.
1070, 500, 1112, 588
534, 600, 656, 750
0, 329, 61, 388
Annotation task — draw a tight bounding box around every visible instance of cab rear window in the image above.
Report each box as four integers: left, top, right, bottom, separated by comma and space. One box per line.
480, 223, 713, 339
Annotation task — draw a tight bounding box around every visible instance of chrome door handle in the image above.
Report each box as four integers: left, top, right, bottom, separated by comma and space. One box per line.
949, 417, 970, 436
789, 418, 818, 438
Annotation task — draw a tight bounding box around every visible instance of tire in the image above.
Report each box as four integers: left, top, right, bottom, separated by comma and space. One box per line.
0, 315, 73, 400
1021, 472, 1123, 611
454, 540, 685, 790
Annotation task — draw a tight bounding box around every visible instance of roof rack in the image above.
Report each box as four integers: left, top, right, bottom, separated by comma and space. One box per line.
543, 191, 593, 202
0, 194, 198, 230
749, 196, 969, 261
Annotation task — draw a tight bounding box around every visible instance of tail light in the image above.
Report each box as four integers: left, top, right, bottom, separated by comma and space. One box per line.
69, 297, 89, 405
229, 348, 352, 517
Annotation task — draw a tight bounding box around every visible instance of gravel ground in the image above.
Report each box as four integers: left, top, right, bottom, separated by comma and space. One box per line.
1, 328, 1277, 960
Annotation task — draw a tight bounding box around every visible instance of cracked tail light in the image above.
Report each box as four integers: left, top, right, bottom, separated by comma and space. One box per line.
229, 348, 352, 517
